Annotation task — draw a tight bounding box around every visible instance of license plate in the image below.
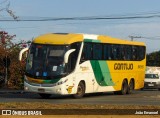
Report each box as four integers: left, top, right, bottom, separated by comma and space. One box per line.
38, 88, 45, 92
148, 84, 154, 86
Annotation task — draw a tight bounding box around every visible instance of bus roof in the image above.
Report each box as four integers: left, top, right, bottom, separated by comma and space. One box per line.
33, 33, 83, 45
33, 33, 145, 46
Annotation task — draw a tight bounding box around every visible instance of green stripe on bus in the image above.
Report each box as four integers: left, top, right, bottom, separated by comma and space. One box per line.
84, 39, 100, 43
43, 78, 60, 84
90, 61, 114, 86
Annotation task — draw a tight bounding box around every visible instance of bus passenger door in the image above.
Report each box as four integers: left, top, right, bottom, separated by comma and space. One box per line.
78, 61, 94, 93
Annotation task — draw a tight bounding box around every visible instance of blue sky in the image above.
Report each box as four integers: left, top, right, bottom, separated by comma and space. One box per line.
1, 0, 160, 53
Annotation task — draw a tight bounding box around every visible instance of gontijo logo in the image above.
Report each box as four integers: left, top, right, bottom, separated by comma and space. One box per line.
114, 63, 133, 70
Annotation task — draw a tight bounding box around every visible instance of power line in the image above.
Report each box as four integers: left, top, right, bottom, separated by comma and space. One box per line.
141, 36, 160, 40
1, 13, 160, 21
129, 35, 160, 41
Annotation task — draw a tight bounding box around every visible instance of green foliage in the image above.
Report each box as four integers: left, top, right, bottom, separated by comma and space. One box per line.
147, 51, 160, 66
0, 31, 26, 89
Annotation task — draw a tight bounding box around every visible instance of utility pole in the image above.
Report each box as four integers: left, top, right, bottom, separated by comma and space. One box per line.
129, 36, 142, 41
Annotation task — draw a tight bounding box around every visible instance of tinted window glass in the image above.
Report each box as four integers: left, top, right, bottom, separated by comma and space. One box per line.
104, 44, 112, 60
132, 46, 138, 60
125, 45, 132, 60
82, 42, 145, 61
138, 46, 145, 60
82, 43, 92, 60
93, 43, 102, 60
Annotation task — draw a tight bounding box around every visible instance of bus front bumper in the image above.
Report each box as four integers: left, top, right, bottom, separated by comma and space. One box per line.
24, 81, 67, 95
144, 82, 160, 89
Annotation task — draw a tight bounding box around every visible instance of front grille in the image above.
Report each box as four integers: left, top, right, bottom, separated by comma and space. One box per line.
145, 82, 156, 84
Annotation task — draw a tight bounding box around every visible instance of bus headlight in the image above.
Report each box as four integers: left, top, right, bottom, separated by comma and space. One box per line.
24, 86, 29, 91
53, 79, 68, 86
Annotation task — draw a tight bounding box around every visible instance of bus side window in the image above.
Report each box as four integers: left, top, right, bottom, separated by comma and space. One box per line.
132, 46, 137, 60
116, 45, 121, 60
112, 45, 118, 60
103, 44, 112, 60
126, 45, 132, 60
104, 44, 109, 60
93, 43, 102, 60
120, 45, 125, 60
138, 46, 145, 60
80, 43, 92, 63
69, 42, 81, 71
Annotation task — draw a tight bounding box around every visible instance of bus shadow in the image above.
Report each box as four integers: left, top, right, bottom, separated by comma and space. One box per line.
29, 92, 116, 99
84, 92, 114, 98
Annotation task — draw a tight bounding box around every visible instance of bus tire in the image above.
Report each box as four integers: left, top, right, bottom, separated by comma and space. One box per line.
73, 82, 85, 99
127, 79, 134, 94
39, 93, 52, 99
114, 80, 128, 95
121, 80, 128, 95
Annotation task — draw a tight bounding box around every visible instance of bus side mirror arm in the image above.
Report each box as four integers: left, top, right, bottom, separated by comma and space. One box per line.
19, 47, 29, 61
64, 49, 76, 64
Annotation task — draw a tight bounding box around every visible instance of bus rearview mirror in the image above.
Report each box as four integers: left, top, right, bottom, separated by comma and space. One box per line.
64, 49, 76, 64
19, 47, 29, 61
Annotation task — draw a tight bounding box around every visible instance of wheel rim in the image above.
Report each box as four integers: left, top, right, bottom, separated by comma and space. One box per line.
122, 81, 127, 94
77, 85, 83, 95
129, 81, 133, 91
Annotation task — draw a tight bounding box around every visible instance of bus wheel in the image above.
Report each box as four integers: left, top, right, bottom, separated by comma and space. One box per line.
73, 82, 85, 99
39, 93, 52, 99
127, 79, 134, 94
114, 80, 128, 95
121, 80, 128, 95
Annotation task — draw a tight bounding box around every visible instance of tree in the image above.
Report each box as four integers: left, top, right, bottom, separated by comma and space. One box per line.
0, 1, 22, 88
0, 31, 30, 88
146, 51, 160, 66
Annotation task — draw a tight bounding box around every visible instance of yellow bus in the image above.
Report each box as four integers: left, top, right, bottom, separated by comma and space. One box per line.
19, 33, 146, 98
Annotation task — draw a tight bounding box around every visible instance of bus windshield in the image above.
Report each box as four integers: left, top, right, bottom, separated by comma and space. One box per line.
26, 43, 69, 79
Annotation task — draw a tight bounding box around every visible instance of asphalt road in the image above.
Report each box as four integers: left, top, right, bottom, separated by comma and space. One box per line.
0, 89, 159, 106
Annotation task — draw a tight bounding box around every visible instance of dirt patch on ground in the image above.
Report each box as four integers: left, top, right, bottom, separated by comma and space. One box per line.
0, 102, 160, 109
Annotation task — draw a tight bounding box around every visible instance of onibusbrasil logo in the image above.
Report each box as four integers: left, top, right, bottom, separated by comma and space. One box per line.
1, 110, 42, 115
